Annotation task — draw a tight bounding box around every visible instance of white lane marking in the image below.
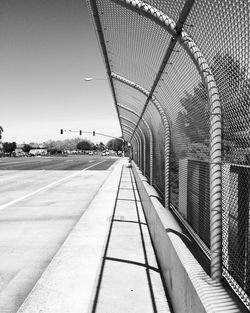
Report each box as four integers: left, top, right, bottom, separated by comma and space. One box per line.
88, 160, 95, 163
0, 160, 107, 211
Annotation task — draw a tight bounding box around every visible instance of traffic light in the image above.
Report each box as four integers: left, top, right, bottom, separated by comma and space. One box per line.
93, 131, 95, 136
80, 130, 82, 135
60, 129, 63, 134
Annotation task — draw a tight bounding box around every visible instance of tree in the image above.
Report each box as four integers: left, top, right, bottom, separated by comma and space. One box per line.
76, 140, 91, 151
173, 83, 210, 159
172, 111, 190, 158
44, 140, 59, 154
179, 83, 209, 145
212, 53, 250, 148
62, 138, 82, 150
176, 52, 250, 162
44, 138, 83, 152
90, 142, 95, 151
99, 142, 105, 151
48, 148, 58, 155
92, 144, 98, 151
22, 144, 31, 153
106, 138, 123, 154
3, 142, 16, 155
44, 140, 56, 151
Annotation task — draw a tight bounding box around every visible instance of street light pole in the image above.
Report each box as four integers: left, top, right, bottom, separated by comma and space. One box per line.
84, 77, 107, 81
83, 77, 125, 156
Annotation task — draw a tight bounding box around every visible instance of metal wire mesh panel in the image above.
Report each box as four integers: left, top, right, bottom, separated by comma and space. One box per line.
187, 159, 210, 248
144, 102, 165, 199
121, 119, 145, 171
147, 0, 185, 21
183, 1, 250, 305
123, 133, 130, 142
222, 164, 250, 307
154, 43, 211, 243
114, 80, 147, 115
155, 43, 209, 160
96, 0, 172, 91
139, 121, 151, 181
118, 107, 140, 129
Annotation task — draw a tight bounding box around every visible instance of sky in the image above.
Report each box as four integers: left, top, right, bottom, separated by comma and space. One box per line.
0, 0, 121, 144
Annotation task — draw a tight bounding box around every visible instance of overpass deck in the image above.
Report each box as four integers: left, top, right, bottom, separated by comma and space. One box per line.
17, 158, 172, 313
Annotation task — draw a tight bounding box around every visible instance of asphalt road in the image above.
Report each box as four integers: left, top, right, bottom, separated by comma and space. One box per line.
0, 155, 119, 313
0, 155, 118, 171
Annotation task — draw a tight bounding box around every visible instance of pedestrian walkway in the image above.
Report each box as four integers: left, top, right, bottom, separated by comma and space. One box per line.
17, 158, 172, 313
91, 163, 172, 313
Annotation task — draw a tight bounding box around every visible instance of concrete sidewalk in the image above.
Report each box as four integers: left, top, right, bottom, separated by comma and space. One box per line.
17, 158, 172, 313
92, 162, 171, 313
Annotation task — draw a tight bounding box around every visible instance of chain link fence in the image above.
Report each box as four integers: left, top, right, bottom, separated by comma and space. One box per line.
87, 0, 250, 308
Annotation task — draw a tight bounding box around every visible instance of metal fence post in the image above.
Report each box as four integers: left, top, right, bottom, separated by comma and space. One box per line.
118, 104, 153, 184
123, 124, 142, 169
124, 129, 140, 167
112, 73, 170, 208
121, 116, 146, 175
124, 131, 137, 163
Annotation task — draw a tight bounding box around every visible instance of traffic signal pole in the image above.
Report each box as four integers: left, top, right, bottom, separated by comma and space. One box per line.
60, 129, 125, 156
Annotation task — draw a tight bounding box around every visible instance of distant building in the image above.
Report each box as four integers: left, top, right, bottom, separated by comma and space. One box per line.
29, 148, 47, 155
15, 144, 25, 156
29, 143, 48, 155
15, 143, 48, 156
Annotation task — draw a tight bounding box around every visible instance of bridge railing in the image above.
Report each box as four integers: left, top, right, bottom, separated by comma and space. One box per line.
87, 0, 250, 309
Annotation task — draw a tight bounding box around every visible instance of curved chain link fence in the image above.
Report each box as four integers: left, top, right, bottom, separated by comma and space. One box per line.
87, 0, 250, 308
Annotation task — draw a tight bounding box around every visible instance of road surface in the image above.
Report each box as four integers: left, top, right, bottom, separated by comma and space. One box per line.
0, 155, 116, 171
0, 155, 119, 313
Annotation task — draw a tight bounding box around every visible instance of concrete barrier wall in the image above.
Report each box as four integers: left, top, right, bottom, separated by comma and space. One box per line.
132, 161, 243, 313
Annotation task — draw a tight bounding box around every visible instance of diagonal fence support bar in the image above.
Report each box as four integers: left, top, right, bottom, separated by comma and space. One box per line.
112, 73, 170, 208
121, 116, 146, 176
123, 129, 139, 165
118, 104, 153, 184
123, 124, 142, 169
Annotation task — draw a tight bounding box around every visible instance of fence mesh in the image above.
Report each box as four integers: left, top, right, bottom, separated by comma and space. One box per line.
138, 120, 151, 181
87, 0, 250, 308
144, 102, 165, 199
114, 79, 147, 115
